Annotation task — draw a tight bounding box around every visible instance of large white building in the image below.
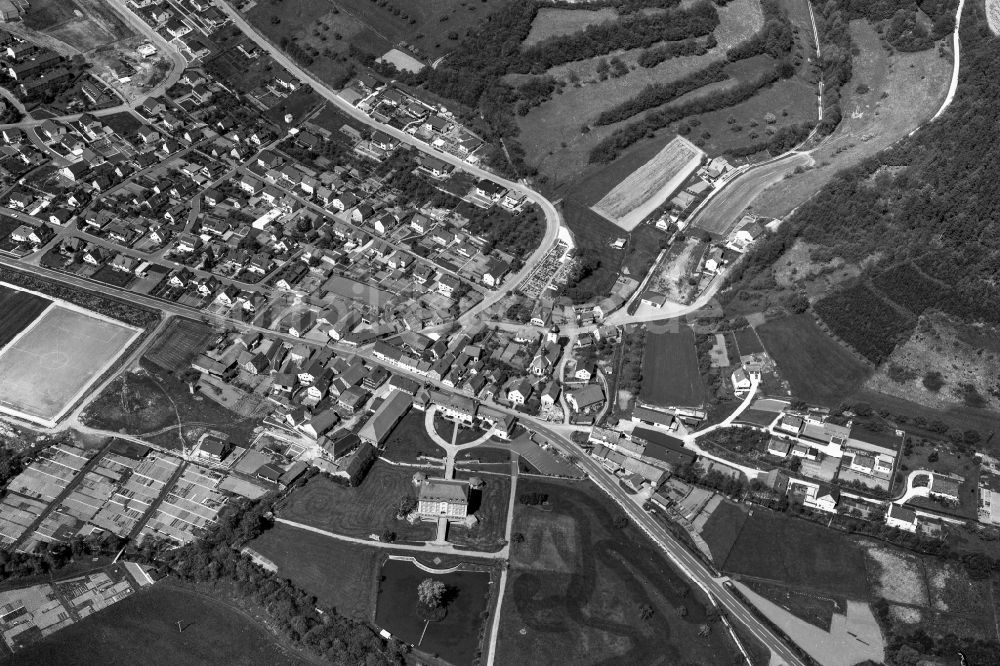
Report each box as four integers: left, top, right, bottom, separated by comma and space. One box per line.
417, 478, 470, 520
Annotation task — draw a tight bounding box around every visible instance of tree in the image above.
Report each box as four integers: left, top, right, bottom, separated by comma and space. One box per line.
922, 371, 945, 392
396, 496, 417, 516
638, 604, 654, 621
417, 578, 446, 608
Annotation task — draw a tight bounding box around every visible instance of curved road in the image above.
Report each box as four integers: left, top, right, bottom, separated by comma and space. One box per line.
212, 0, 562, 321
930, 0, 966, 123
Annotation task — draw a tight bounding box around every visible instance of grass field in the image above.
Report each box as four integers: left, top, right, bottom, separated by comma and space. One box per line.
756, 314, 871, 407
143, 317, 215, 371
752, 18, 952, 218
496, 478, 741, 665
7, 584, 305, 666
559, 199, 627, 301
0, 284, 50, 349
279, 463, 437, 542
381, 410, 445, 465
744, 578, 843, 632
0, 305, 138, 425
250, 522, 379, 620
621, 223, 670, 279
522, 7, 618, 48
639, 323, 704, 408
81, 360, 262, 447
375, 559, 492, 664
449, 471, 511, 551
722, 511, 870, 599
593, 135, 705, 230
23, 0, 133, 52
698, 499, 748, 564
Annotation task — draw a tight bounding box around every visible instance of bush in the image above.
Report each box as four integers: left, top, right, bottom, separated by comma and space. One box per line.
922, 371, 945, 392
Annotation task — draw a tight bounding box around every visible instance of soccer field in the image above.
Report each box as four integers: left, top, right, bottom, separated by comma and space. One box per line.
0, 303, 139, 426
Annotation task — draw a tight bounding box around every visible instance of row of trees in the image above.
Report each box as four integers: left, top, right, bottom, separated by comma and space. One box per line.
636, 36, 713, 68
594, 61, 728, 126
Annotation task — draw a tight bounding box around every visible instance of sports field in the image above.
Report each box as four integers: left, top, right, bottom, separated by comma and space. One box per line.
592, 135, 705, 230
0, 292, 139, 426
638, 323, 704, 409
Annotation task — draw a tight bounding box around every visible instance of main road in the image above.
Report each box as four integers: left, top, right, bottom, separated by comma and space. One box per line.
212, 0, 562, 321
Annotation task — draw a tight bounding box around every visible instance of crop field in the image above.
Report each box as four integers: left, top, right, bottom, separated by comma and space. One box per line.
10, 585, 304, 666
592, 135, 705, 230
250, 522, 379, 620
638, 323, 704, 408
23, 0, 134, 52
0, 304, 138, 426
143, 317, 216, 372
0, 284, 51, 349
698, 499, 748, 564
756, 314, 870, 407
81, 361, 262, 447
752, 18, 951, 218
722, 511, 870, 599
279, 463, 437, 542
522, 7, 619, 48
375, 559, 492, 665
496, 478, 741, 665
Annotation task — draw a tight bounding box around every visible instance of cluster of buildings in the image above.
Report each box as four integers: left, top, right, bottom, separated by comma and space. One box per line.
130, 0, 228, 63
0, 31, 103, 109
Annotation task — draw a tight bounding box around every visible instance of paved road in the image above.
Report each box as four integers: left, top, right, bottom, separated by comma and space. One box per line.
213, 0, 562, 323
930, 0, 966, 123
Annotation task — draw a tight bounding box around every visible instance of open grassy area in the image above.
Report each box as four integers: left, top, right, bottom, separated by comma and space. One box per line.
80, 360, 262, 448
723, 511, 870, 599
522, 7, 619, 48
0, 284, 50, 349
698, 499, 748, 564
751, 18, 952, 218
449, 471, 511, 551
143, 317, 215, 371
250, 522, 379, 620
381, 410, 445, 465
7, 584, 305, 666
559, 199, 627, 302
496, 478, 742, 665
621, 223, 670, 279
23, 0, 133, 52
279, 462, 437, 542
375, 559, 493, 665
756, 314, 871, 407
744, 579, 844, 632
639, 323, 704, 408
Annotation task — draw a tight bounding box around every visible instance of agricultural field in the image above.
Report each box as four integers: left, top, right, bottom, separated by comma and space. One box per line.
638, 323, 704, 409
592, 135, 705, 230
80, 360, 262, 447
495, 478, 742, 665
9, 585, 305, 666
22, 0, 134, 52
744, 578, 845, 632
721, 510, 870, 599
250, 522, 379, 620
0, 284, 51, 349
0, 303, 139, 427
756, 314, 871, 407
143, 318, 216, 372
698, 499, 748, 564
374, 559, 493, 665
752, 18, 952, 218
278, 463, 437, 542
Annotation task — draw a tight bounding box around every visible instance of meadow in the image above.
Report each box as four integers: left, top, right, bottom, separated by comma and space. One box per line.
639, 323, 704, 408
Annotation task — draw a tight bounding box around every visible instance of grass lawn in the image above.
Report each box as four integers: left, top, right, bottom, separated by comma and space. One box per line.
722, 510, 870, 599
263, 88, 322, 126
522, 7, 618, 48
381, 410, 445, 465
80, 361, 262, 449
0, 284, 50, 349
744, 578, 843, 632
375, 559, 493, 665
622, 224, 669, 279
91, 265, 135, 289
698, 499, 748, 565
639, 323, 704, 408
279, 462, 437, 542
896, 439, 979, 520
732, 326, 765, 356
7, 584, 305, 666
250, 522, 379, 620
449, 471, 511, 552
496, 478, 742, 665
756, 314, 871, 407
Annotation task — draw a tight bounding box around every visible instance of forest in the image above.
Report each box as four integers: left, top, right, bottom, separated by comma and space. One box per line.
729, 0, 997, 358
812, 283, 914, 363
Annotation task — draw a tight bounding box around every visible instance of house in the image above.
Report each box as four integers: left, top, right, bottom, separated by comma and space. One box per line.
704, 248, 726, 274
358, 389, 411, 445
731, 368, 752, 394
540, 382, 560, 408
110, 254, 138, 273
410, 213, 431, 233
474, 179, 506, 201
338, 385, 369, 414
766, 438, 791, 458
574, 361, 597, 382
60, 161, 90, 181
416, 478, 469, 520
175, 232, 202, 253
482, 258, 510, 288
196, 436, 232, 463
436, 392, 478, 425
567, 384, 605, 412
240, 176, 263, 195
804, 483, 840, 513
640, 291, 666, 309
300, 408, 340, 440
507, 379, 532, 406
886, 504, 918, 533
7, 191, 32, 210
437, 274, 460, 298
9, 224, 44, 245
